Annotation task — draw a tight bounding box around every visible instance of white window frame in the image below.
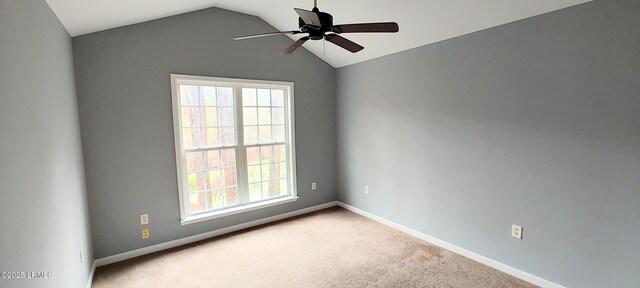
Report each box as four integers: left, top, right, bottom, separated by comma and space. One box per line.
170, 74, 298, 225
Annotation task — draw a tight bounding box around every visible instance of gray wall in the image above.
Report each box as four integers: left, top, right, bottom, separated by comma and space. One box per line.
72, 7, 337, 259
0, 0, 94, 287
337, 0, 639, 287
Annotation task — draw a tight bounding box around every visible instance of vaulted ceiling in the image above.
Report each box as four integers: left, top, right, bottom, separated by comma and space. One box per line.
45, 0, 592, 68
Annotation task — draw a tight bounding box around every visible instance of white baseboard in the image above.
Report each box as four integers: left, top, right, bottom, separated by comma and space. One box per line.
86, 261, 96, 288
336, 202, 565, 288
95, 201, 338, 267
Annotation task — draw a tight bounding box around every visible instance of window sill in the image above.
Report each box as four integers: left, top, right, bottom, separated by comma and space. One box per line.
180, 196, 299, 226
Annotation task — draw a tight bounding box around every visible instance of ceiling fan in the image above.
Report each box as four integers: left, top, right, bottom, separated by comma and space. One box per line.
234, 0, 399, 55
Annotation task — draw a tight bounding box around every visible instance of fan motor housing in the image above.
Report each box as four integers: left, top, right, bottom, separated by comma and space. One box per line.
299, 11, 333, 40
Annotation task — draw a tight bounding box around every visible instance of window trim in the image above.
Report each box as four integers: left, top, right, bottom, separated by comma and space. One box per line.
170, 74, 298, 225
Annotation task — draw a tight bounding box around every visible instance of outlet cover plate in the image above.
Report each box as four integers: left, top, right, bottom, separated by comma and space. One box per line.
142, 228, 150, 239
512, 225, 523, 239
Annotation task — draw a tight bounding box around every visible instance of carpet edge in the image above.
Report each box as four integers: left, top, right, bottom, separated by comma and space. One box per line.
336, 202, 565, 288
94, 201, 339, 268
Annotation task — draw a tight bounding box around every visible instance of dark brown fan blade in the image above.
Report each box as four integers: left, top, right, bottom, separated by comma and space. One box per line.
283, 36, 310, 55
294, 8, 321, 27
332, 22, 399, 34
325, 34, 364, 53
235, 31, 303, 40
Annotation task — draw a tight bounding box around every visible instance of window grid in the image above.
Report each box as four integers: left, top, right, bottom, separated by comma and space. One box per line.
245, 144, 288, 202
242, 88, 288, 203
180, 86, 236, 150
185, 147, 240, 214
241, 88, 286, 146
172, 75, 296, 220
180, 85, 239, 214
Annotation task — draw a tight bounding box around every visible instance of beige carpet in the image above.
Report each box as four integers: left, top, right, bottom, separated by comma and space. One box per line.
92, 207, 536, 288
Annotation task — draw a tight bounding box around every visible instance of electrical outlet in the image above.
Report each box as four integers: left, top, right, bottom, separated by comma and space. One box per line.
512, 225, 523, 239
141, 228, 150, 239
311, 182, 317, 191
140, 214, 149, 225
364, 186, 369, 194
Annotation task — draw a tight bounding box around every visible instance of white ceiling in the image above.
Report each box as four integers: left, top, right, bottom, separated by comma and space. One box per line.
45, 0, 592, 68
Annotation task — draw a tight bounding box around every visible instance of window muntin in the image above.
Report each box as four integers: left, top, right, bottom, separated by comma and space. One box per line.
179, 85, 238, 214
242, 88, 289, 203
171, 75, 296, 221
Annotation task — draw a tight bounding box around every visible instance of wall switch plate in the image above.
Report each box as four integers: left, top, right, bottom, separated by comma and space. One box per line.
364, 186, 369, 194
311, 182, 317, 191
142, 228, 150, 239
140, 214, 149, 225
512, 225, 523, 239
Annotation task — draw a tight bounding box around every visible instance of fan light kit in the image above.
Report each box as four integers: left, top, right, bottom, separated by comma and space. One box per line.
234, 0, 399, 55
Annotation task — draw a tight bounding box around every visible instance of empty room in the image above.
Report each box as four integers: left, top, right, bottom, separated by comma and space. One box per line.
1, 0, 638, 287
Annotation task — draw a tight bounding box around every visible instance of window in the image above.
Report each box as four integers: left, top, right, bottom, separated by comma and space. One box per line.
171, 74, 297, 225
